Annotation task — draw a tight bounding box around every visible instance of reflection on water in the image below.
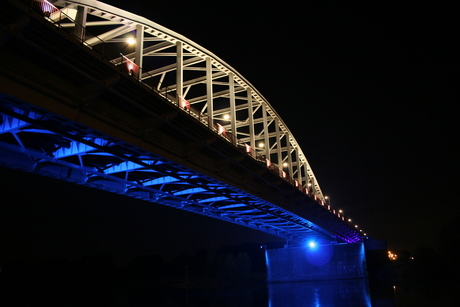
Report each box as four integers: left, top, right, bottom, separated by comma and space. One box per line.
116, 278, 396, 307
268, 278, 373, 307
0, 278, 398, 306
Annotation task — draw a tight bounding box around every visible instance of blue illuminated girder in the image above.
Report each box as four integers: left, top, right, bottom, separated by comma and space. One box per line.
0, 102, 357, 243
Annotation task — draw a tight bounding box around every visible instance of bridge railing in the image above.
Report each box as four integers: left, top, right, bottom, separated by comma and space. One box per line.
30, 0, 112, 58
28, 0, 354, 227
117, 74, 337, 213
32, 0, 61, 23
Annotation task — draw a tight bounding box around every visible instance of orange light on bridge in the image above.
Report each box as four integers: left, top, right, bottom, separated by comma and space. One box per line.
216, 123, 226, 135
179, 95, 191, 110
245, 144, 252, 153
121, 54, 140, 77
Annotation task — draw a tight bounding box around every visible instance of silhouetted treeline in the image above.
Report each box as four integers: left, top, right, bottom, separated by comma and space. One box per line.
377, 214, 460, 304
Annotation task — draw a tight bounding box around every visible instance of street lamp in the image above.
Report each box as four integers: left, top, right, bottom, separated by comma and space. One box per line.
325, 196, 331, 206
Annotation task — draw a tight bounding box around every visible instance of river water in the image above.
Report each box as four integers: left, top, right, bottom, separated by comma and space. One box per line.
113, 278, 397, 307
114, 279, 460, 307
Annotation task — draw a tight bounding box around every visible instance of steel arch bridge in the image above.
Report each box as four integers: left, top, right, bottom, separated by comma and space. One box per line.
0, 0, 363, 244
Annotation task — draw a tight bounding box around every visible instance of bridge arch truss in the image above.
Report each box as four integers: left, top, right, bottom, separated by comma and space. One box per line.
45, 0, 325, 200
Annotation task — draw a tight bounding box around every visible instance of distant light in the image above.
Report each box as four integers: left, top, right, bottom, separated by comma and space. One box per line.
388, 251, 398, 261
338, 209, 343, 213
127, 37, 135, 45
258, 142, 264, 148
308, 241, 316, 248
283, 162, 288, 167
223, 114, 230, 120
355, 225, 358, 228
348, 219, 352, 222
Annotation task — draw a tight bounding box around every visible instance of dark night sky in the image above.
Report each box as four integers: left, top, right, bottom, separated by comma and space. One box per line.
1, 1, 458, 266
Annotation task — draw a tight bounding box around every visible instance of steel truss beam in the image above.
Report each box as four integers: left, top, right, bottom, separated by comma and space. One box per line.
0, 102, 353, 242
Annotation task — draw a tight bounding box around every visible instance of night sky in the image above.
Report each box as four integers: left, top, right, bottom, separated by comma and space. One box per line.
1, 1, 458, 267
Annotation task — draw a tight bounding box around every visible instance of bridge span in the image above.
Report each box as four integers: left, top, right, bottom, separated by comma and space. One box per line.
0, 0, 376, 281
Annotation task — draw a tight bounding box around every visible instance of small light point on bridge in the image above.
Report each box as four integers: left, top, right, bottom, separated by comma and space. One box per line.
223, 114, 230, 120
127, 37, 135, 45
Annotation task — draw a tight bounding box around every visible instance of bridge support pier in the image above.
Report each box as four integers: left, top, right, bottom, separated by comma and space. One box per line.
266, 242, 368, 282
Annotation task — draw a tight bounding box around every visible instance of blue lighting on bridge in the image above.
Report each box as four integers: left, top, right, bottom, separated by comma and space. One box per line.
305, 239, 334, 266
307, 240, 317, 249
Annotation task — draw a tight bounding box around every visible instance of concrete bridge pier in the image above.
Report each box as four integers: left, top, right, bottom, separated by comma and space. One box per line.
266, 238, 388, 282
266, 242, 367, 282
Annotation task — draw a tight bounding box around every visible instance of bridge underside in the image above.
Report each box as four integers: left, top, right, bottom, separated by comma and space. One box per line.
0, 97, 347, 243
0, 0, 360, 244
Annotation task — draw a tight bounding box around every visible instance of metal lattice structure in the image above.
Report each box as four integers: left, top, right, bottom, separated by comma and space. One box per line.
47, 0, 325, 199
0, 0, 363, 243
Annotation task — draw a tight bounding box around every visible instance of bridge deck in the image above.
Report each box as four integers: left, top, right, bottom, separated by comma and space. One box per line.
0, 0, 361, 243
